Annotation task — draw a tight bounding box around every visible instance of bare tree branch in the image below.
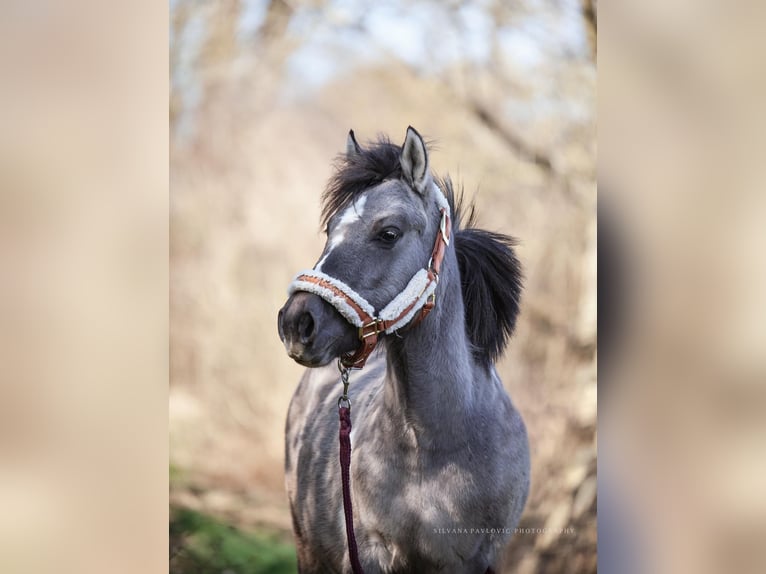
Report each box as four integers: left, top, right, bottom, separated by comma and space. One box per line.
469, 100, 555, 174
581, 0, 597, 59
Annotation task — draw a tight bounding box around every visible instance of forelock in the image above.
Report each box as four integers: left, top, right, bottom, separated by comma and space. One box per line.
321, 137, 403, 228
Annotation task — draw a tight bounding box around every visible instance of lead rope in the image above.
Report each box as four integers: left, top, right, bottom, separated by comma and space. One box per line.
338, 362, 364, 574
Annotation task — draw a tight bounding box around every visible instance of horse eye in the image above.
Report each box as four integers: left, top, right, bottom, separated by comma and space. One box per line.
377, 227, 401, 244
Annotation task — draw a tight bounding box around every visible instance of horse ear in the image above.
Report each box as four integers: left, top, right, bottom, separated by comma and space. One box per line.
400, 126, 430, 193
346, 129, 361, 157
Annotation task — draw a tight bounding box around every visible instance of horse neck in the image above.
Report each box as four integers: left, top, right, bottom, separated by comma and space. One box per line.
383, 245, 477, 449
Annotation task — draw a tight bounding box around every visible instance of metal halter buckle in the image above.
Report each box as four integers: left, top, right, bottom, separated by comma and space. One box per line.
359, 318, 384, 339
439, 210, 450, 245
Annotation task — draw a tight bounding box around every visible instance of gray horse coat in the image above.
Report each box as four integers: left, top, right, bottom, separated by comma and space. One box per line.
279, 127, 530, 573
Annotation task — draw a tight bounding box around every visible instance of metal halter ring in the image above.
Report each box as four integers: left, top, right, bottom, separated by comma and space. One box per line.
338, 395, 351, 410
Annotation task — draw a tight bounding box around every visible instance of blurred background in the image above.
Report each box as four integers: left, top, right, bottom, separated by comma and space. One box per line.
2, 1, 764, 573
169, 1, 597, 572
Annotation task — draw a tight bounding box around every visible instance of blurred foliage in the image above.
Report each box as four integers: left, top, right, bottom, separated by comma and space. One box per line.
170, 507, 297, 574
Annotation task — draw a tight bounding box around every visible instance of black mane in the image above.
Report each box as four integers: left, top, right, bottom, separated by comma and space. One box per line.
321, 137, 404, 229
441, 177, 523, 365
322, 137, 523, 365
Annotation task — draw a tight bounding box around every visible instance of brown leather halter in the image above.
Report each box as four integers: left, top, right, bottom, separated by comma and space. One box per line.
293, 208, 451, 369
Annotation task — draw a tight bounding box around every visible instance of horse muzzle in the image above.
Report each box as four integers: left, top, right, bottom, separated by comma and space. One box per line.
278, 292, 359, 367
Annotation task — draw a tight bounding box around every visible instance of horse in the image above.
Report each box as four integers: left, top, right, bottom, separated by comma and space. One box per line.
277, 126, 529, 573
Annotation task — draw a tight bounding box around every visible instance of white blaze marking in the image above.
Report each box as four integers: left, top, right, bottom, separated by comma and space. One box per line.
315, 195, 367, 271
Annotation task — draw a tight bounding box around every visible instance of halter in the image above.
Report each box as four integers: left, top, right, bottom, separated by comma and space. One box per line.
287, 191, 451, 370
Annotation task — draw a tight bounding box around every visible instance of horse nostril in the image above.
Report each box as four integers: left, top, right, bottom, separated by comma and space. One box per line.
297, 312, 315, 344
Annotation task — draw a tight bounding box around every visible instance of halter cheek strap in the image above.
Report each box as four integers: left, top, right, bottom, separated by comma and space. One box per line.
287, 207, 451, 369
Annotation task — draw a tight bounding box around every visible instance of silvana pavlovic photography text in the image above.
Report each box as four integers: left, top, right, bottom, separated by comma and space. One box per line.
433, 527, 577, 536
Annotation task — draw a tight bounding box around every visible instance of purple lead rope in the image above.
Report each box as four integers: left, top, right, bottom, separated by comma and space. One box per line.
339, 405, 364, 574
